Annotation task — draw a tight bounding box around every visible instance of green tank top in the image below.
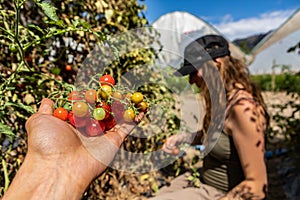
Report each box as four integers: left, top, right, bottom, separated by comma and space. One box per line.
201, 131, 245, 192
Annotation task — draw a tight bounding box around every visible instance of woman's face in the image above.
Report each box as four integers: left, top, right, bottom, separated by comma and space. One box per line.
188, 68, 205, 89
188, 58, 223, 89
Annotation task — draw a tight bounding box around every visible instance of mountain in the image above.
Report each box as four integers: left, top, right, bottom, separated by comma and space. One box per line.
232, 31, 272, 54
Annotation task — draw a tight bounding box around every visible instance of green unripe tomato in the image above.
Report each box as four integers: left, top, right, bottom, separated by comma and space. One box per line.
93, 107, 106, 120
9, 44, 18, 53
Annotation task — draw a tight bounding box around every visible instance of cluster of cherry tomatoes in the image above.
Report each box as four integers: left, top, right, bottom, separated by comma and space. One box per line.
52, 74, 148, 137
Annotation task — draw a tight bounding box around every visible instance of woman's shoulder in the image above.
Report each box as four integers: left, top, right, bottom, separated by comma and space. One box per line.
225, 88, 267, 135
227, 88, 258, 112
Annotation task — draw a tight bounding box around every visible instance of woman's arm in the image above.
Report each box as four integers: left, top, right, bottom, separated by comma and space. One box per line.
221, 99, 268, 200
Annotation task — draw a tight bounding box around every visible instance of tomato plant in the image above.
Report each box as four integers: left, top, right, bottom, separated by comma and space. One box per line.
0, 0, 164, 198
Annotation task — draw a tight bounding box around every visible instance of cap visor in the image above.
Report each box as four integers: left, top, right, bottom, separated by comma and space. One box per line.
174, 64, 198, 76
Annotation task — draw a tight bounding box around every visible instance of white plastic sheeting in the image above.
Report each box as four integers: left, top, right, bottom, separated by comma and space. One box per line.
249, 29, 300, 74
249, 9, 300, 74
152, 11, 249, 69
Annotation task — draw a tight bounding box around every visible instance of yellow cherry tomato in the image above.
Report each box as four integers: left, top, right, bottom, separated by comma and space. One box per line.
99, 85, 112, 100
131, 92, 144, 104
123, 109, 135, 122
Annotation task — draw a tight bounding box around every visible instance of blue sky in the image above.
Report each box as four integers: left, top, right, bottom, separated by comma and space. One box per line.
139, 0, 300, 40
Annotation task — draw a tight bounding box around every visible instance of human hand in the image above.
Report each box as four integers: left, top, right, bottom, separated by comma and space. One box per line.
3, 98, 144, 200
161, 133, 192, 154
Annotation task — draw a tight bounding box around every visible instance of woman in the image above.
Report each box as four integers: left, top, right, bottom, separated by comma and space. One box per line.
155, 34, 270, 200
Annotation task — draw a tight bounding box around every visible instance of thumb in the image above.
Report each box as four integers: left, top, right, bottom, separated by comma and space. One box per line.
25, 98, 54, 134
38, 98, 54, 114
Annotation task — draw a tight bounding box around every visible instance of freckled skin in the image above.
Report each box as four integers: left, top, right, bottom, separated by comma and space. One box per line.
223, 89, 268, 199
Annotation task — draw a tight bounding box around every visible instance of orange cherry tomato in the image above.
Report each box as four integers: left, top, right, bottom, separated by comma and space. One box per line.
137, 101, 147, 112
53, 107, 69, 121
72, 101, 89, 117
112, 90, 124, 100
65, 64, 72, 71
84, 89, 97, 104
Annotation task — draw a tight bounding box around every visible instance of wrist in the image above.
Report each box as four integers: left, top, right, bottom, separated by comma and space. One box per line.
4, 153, 93, 200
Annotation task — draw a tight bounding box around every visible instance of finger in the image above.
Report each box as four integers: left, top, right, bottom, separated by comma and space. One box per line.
134, 111, 145, 123
161, 143, 174, 154
114, 111, 145, 141
38, 98, 54, 114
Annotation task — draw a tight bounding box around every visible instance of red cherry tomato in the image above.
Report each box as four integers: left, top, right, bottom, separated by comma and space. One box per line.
68, 91, 82, 101
68, 112, 88, 128
111, 101, 125, 122
85, 119, 105, 137
53, 107, 69, 121
103, 115, 117, 130
99, 74, 115, 86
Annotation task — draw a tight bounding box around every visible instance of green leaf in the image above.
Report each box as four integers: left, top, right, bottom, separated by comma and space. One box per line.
81, 21, 91, 29
4, 102, 35, 114
71, 19, 80, 27
51, 67, 61, 75
0, 123, 15, 138
28, 24, 45, 34
38, 1, 59, 22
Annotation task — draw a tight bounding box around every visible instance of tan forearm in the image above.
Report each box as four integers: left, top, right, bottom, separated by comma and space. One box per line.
3, 155, 88, 200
